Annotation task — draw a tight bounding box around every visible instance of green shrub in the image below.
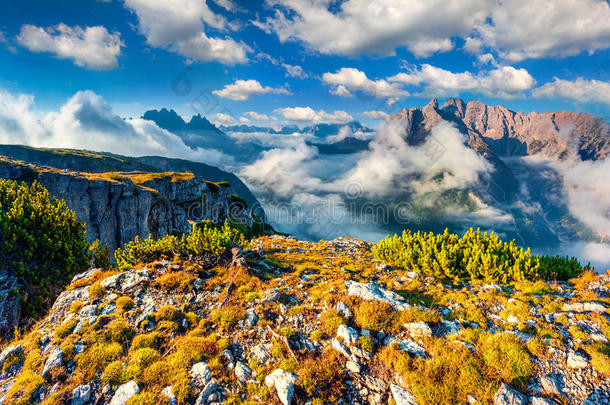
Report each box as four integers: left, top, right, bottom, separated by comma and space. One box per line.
373, 228, 583, 284
115, 235, 181, 271
0, 180, 89, 318
114, 220, 247, 270
185, 220, 247, 256
90, 240, 111, 270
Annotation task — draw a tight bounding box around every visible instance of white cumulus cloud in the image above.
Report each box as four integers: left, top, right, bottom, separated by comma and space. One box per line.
389, 64, 536, 99
471, 0, 610, 62
244, 111, 269, 121
323, 68, 409, 99
255, 0, 488, 57
274, 106, 353, 124
532, 77, 610, 105
122, 0, 250, 64
213, 79, 292, 101
16, 24, 123, 70
361, 110, 389, 120
214, 112, 236, 124
281, 63, 308, 79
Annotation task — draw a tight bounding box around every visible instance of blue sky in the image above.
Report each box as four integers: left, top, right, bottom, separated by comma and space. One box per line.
1, 0, 610, 127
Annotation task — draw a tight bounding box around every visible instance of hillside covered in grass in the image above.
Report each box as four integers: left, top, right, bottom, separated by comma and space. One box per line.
0, 218, 608, 405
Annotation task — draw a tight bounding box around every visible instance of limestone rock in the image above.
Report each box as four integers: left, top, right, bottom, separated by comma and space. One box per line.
265, 369, 297, 405
0, 270, 22, 337
337, 324, 359, 345
71, 383, 92, 405
345, 281, 410, 310
190, 362, 212, 388
403, 321, 432, 337
261, 288, 281, 303
42, 347, 63, 377
567, 350, 590, 369
493, 383, 527, 405
562, 302, 607, 314
390, 384, 417, 405
109, 381, 139, 405
335, 302, 353, 318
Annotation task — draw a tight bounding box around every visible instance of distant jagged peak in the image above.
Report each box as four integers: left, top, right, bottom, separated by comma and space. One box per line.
142, 109, 222, 134
141, 108, 186, 131
390, 98, 609, 160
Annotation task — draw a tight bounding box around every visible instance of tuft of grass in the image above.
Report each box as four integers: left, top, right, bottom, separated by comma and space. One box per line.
55, 318, 78, 340
131, 332, 162, 351
298, 349, 345, 402
320, 309, 344, 336
4, 370, 44, 405
354, 301, 395, 332
116, 296, 135, 313
154, 271, 196, 292
477, 333, 534, 390
210, 307, 245, 329
586, 343, 610, 376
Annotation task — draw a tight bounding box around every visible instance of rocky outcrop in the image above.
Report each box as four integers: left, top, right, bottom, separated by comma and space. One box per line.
395, 98, 610, 160
0, 236, 609, 404
0, 270, 21, 336
0, 157, 260, 254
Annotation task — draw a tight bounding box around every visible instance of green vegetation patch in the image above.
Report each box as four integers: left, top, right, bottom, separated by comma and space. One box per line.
373, 227, 584, 284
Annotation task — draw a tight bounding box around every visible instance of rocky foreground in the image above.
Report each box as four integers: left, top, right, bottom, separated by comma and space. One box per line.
0, 236, 609, 405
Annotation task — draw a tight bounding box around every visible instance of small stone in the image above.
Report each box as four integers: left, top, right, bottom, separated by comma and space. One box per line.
540, 375, 562, 396
249, 344, 272, 364
562, 302, 607, 314
350, 345, 373, 360
337, 324, 359, 345
42, 347, 63, 377
336, 302, 353, 318
332, 338, 351, 358
100, 272, 127, 290
195, 378, 217, 405
100, 303, 116, 315
161, 386, 176, 405
245, 308, 258, 327
71, 383, 92, 405
567, 350, 590, 369
346, 360, 361, 373
493, 383, 527, 405
234, 361, 252, 383
403, 321, 432, 337
190, 362, 212, 388
79, 305, 97, 318
265, 369, 298, 405
261, 288, 281, 303
530, 397, 556, 405
384, 336, 426, 358
390, 384, 417, 405
109, 381, 139, 405
345, 281, 410, 310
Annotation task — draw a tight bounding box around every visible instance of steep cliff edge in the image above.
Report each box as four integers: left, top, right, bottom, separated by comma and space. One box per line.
0, 157, 261, 254
0, 145, 263, 215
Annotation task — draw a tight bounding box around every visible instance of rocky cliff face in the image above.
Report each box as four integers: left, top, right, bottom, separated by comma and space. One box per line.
396, 98, 610, 160
0, 157, 259, 254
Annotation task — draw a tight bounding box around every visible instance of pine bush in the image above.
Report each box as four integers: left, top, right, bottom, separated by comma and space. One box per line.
0, 180, 89, 318
372, 228, 583, 283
